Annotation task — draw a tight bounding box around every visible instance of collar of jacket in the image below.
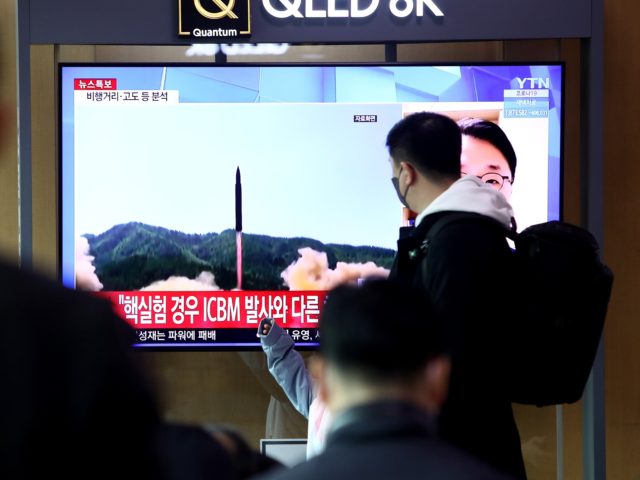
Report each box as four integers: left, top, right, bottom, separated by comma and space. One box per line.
326, 400, 437, 447
397, 211, 460, 261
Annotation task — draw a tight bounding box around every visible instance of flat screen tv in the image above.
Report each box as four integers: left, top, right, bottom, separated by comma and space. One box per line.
60, 63, 563, 349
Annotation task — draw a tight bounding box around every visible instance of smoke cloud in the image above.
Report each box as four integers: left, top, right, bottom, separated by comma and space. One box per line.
75, 236, 103, 292
136, 248, 388, 292
281, 247, 390, 291
140, 271, 221, 291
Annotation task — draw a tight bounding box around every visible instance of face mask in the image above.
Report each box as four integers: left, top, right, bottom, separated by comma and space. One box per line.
391, 166, 411, 209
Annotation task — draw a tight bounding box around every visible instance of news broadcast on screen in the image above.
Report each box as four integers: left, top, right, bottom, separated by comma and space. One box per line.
60, 63, 562, 348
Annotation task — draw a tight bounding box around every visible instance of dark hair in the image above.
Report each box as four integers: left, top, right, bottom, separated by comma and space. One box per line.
386, 112, 461, 183
319, 279, 442, 383
0, 272, 163, 479
204, 424, 282, 479
458, 117, 517, 181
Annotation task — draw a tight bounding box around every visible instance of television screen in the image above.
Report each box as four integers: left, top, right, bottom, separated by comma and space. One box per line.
60, 63, 563, 349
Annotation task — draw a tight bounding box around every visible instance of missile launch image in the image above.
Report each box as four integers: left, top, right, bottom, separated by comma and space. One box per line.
72, 99, 399, 293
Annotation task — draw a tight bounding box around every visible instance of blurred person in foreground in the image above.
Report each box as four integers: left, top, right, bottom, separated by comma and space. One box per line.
0, 241, 271, 480
258, 279, 513, 480
0, 258, 163, 478
0, 45, 275, 480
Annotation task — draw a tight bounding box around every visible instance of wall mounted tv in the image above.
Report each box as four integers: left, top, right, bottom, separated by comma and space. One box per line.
60, 63, 563, 349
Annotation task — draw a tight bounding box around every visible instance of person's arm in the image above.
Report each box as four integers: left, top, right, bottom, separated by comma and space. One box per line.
258, 318, 315, 418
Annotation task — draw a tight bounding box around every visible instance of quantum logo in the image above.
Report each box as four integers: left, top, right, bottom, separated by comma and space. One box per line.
194, 0, 239, 19
261, 0, 444, 19
178, 0, 251, 38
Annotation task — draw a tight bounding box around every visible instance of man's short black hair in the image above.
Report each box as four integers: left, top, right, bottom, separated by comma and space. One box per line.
458, 117, 518, 181
319, 279, 442, 383
386, 112, 462, 183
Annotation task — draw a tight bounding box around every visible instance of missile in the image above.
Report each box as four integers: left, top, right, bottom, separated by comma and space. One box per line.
235, 166, 242, 232
235, 167, 243, 290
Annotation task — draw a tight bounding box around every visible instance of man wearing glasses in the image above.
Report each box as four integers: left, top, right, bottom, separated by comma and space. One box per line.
458, 117, 517, 201
387, 112, 526, 479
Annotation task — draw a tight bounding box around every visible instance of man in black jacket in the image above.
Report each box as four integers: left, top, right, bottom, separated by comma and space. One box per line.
259, 279, 513, 480
387, 112, 526, 478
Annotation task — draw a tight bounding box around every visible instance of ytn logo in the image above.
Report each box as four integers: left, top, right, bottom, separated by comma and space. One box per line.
515, 77, 550, 89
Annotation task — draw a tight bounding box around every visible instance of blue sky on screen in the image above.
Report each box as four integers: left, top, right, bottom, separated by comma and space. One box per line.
74, 102, 402, 249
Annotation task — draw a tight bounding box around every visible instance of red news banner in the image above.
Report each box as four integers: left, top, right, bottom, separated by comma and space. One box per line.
96, 291, 328, 330
74, 78, 117, 90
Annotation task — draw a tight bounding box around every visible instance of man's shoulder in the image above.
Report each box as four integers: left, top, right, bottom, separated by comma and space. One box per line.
418, 211, 510, 254
256, 437, 514, 480
421, 211, 506, 237
255, 453, 326, 480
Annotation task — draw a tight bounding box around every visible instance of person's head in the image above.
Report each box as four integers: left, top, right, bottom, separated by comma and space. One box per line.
386, 112, 462, 213
0, 29, 160, 480
204, 424, 282, 479
0, 282, 163, 479
317, 279, 450, 416
458, 117, 517, 200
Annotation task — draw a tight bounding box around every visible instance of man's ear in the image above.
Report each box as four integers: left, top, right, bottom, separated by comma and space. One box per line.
399, 161, 416, 187
422, 356, 451, 414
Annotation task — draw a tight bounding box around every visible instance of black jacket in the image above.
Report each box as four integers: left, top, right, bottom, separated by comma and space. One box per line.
390, 211, 526, 479
259, 400, 514, 480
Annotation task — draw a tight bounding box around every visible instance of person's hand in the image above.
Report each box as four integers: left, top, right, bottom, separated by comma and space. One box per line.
259, 317, 273, 336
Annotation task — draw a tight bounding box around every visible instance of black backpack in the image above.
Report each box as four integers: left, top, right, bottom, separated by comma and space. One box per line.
427, 214, 613, 406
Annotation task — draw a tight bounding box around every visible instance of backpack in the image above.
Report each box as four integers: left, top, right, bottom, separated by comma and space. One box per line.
426, 214, 613, 407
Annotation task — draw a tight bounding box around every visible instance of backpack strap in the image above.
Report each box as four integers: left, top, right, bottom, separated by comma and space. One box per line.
405, 212, 516, 264
428, 211, 513, 242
